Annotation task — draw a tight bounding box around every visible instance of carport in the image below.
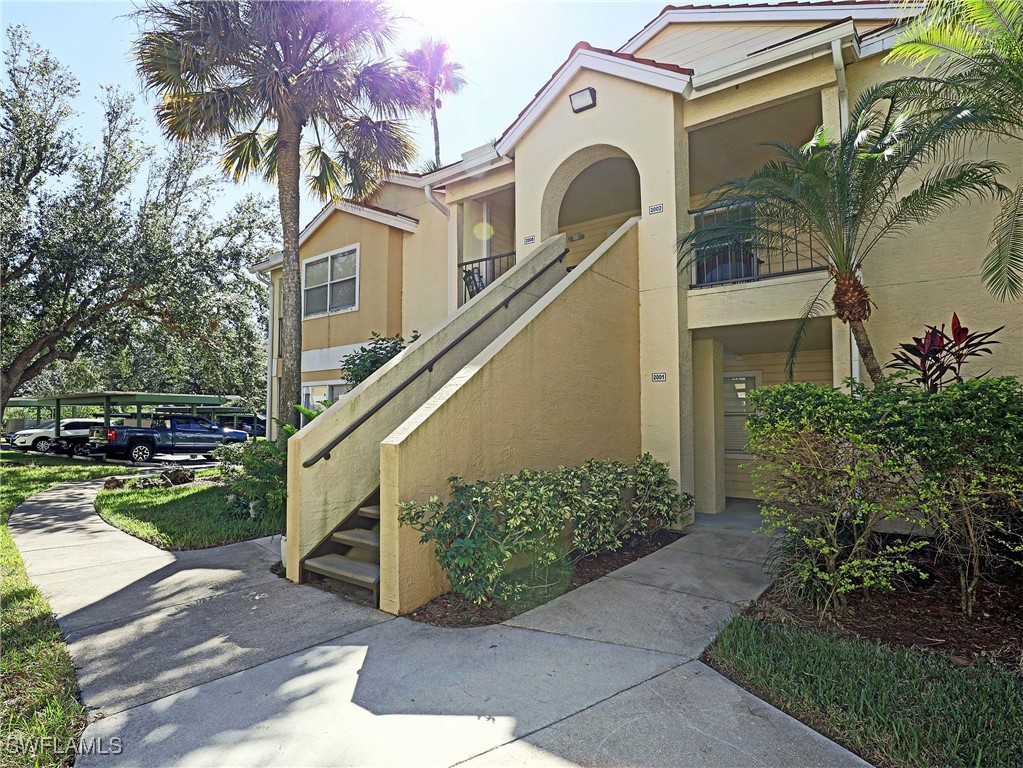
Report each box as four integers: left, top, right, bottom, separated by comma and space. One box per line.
3, 392, 256, 439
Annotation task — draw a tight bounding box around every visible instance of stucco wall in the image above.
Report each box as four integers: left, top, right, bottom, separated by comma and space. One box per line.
513, 68, 683, 488
379, 220, 645, 614
300, 211, 400, 348
285, 235, 571, 580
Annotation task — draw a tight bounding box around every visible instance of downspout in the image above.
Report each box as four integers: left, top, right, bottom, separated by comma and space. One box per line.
832, 39, 860, 384
425, 184, 454, 311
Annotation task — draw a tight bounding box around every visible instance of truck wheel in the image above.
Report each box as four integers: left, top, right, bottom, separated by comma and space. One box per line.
32, 437, 54, 453
128, 442, 154, 463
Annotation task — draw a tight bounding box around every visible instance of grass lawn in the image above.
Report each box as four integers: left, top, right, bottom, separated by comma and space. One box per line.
0, 449, 135, 768
94, 476, 283, 550
704, 615, 1023, 768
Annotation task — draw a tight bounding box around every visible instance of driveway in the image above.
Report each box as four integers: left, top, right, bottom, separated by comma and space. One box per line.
10, 483, 868, 767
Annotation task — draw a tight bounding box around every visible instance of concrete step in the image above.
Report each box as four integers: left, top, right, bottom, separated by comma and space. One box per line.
359, 504, 381, 520
332, 528, 380, 551
304, 554, 380, 592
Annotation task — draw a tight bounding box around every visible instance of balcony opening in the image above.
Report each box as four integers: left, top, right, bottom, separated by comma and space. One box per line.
688, 94, 826, 288
459, 186, 516, 306
557, 156, 640, 268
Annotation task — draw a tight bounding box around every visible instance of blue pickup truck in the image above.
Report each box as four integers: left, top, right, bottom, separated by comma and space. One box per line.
88, 416, 249, 463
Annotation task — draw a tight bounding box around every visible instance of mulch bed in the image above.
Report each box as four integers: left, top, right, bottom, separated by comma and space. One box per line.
408, 529, 683, 628
750, 549, 1023, 670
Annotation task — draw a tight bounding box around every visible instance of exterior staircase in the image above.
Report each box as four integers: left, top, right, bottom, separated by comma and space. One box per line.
287, 235, 573, 609
303, 493, 382, 604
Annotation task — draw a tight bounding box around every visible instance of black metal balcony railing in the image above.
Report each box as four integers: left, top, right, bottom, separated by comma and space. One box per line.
689, 204, 828, 288
459, 251, 516, 306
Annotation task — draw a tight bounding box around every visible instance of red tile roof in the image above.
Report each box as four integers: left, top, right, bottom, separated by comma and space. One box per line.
568, 41, 694, 76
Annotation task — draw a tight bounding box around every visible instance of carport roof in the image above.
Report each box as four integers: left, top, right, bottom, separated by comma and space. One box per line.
5, 392, 232, 408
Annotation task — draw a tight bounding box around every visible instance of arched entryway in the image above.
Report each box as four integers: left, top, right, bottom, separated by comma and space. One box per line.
540, 145, 641, 267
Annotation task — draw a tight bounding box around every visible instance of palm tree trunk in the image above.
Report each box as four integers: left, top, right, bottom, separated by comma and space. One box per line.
431, 101, 441, 166
849, 319, 885, 385
276, 116, 304, 446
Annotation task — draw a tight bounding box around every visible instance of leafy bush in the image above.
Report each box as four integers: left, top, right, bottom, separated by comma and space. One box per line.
748, 377, 1023, 616
213, 404, 340, 534
748, 423, 926, 613
340, 331, 419, 387
213, 439, 287, 528
398, 455, 693, 604
894, 377, 1023, 616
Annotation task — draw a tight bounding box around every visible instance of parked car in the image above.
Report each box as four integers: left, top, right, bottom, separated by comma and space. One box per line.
217, 415, 266, 437
88, 416, 248, 463
8, 419, 106, 456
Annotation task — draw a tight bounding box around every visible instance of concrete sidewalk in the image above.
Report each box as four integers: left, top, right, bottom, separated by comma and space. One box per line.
11, 483, 869, 767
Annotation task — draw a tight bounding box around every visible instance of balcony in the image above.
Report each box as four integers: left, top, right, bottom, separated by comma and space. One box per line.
459, 250, 516, 306
689, 204, 829, 290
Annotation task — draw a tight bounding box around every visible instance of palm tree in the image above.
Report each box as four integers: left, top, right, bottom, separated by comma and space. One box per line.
402, 38, 466, 166
678, 82, 1005, 383
134, 0, 420, 441
887, 0, 1023, 301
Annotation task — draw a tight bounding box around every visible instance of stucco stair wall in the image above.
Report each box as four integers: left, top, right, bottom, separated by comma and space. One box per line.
286, 234, 571, 582
378, 218, 644, 614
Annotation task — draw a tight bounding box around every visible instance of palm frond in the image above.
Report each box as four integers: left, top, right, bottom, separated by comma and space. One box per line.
983, 181, 1023, 300
786, 280, 835, 381
862, 158, 1007, 258
302, 141, 347, 202
219, 128, 267, 181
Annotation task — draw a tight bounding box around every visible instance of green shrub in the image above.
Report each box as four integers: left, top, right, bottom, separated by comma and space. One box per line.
749, 426, 926, 613
398, 454, 693, 604
895, 377, 1023, 616
213, 439, 287, 529
340, 331, 419, 387
747, 377, 1023, 616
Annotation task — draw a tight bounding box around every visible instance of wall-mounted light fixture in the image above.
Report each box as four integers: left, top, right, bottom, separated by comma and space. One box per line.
568, 232, 586, 242
569, 87, 596, 114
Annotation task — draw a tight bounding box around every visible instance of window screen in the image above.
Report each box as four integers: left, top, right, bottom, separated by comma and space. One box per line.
723, 374, 758, 454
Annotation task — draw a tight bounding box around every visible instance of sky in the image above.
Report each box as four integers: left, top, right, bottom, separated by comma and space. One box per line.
1, 0, 759, 226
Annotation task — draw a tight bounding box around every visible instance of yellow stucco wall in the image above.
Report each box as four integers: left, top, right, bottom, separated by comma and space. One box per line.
379, 221, 645, 614
444, 163, 515, 205
299, 211, 401, 349
513, 68, 684, 489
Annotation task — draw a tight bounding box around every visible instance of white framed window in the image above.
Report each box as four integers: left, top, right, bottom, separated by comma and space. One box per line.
302, 244, 359, 318
723, 371, 761, 457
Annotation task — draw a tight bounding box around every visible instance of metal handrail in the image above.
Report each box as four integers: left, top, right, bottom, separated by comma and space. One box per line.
303, 247, 570, 467
458, 250, 516, 268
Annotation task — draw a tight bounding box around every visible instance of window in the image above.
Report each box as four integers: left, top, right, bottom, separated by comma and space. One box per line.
723, 372, 760, 455
328, 383, 351, 401
303, 245, 359, 317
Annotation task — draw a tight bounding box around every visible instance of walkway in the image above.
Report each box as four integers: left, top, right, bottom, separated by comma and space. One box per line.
10, 483, 868, 767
